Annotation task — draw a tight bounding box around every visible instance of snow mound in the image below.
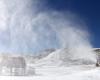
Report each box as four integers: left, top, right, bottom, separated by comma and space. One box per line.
36, 48, 96, 66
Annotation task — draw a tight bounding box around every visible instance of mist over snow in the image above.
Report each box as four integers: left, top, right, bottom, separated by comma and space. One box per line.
0, 0, 96, 63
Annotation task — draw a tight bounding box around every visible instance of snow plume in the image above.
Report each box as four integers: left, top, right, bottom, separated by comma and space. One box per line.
54, 19, 96, 63
31, 12, 96, 65
0, 0, 46, 53
33, 12, 96, 64
0, 0, 96, 63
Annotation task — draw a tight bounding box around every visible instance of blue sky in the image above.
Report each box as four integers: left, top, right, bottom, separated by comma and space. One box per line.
45, 0, 100, 48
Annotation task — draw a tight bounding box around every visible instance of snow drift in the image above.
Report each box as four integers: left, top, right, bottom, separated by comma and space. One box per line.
36, 48, 96, 66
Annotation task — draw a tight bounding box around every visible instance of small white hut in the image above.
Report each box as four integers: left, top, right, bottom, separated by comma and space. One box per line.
0, 56, 26, 76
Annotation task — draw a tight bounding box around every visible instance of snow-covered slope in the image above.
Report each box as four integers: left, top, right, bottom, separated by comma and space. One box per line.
35, 48, 96, 66
22, 49, 56, 65
35, 49, 56, 59
0, 65, 99, 80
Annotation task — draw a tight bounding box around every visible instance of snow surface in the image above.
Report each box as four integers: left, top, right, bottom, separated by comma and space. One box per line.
0, 65, 100, 80
0, 48, 97, 80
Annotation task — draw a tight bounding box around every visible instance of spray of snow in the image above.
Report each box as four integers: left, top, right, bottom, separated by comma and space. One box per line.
0, 0, 96, 64
33, 12, 96, 65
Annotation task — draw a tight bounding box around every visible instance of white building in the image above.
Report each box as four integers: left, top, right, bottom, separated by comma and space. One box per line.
0, 56, 26, 76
